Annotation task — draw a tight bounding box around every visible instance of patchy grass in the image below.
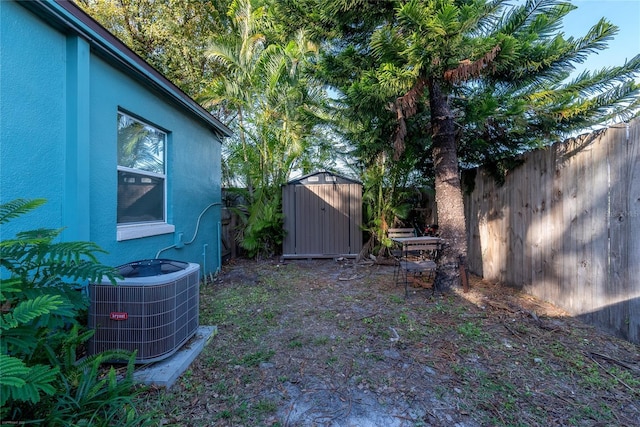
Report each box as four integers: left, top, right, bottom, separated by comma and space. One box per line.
138, 258, 640, 426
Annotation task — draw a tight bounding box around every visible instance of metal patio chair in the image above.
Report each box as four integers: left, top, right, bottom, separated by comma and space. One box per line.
387, 228, 416, 284
395, 240, 441, 297
387, 227, 416, 257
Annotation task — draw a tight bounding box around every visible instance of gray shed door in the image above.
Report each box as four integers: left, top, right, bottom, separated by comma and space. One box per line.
294, 184, 352, 254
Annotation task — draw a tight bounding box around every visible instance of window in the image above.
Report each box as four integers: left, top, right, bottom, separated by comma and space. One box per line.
117, 112, 173, 240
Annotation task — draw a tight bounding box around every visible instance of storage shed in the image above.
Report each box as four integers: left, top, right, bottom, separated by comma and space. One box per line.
282, 171, 362, 259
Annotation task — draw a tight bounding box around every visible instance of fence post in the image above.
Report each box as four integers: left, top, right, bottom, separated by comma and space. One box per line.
459, 255, 469, 293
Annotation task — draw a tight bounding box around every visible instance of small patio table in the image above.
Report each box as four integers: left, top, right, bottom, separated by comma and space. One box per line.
390, 235, 441, 246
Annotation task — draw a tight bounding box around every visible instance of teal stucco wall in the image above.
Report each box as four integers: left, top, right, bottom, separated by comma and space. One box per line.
1, 1, 67, 233
0, 1, 225, 276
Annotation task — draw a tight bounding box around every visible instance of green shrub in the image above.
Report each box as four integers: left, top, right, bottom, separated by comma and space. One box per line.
232, 187, 284, 259
0, 199, 154, 425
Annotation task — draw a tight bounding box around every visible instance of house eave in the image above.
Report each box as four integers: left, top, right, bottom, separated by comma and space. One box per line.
20, 0, 232, 139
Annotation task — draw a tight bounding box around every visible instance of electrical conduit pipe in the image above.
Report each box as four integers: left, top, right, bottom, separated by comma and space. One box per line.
154, 202, 223, 275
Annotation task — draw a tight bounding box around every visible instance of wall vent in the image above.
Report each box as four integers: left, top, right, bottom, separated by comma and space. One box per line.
88, 259, 200, 363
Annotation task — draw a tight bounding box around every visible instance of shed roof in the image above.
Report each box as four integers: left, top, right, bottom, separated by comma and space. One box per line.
20, 0, 232, 139
286, 171, 362, 186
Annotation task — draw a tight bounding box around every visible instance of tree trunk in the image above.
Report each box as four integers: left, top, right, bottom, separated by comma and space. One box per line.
237, 106, 254, 198
428, 78, 467, 292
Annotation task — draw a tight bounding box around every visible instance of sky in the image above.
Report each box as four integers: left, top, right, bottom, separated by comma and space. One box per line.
560, 0, 640, 76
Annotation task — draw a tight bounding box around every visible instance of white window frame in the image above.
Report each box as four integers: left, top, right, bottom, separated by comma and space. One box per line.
116, 111, 174, 241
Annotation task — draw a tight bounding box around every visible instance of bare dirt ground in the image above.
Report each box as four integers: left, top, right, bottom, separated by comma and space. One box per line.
140, 257, 640, 426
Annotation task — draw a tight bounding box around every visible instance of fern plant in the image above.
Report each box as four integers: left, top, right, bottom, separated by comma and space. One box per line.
0, 199, 153, 425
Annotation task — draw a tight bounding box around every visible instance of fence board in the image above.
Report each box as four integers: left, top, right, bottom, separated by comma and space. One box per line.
533, 148, 545, 299
562, 137, 578, 312
590, 131, 611, 328
608, 125, 630, 338
576, 135, 593, 315
624, 121, 640, 342
465, 172, 483, 276
548, 144, 564, 303
509, 158, 526, 287
541, 145, 557, 300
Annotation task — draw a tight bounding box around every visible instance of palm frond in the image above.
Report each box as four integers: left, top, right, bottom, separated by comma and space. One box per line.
566, 18, 618, 64
567, 54, 640, 98
496, 0, 575, 37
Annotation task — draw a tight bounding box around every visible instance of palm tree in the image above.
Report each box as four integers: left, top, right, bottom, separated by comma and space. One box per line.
256, 29, 332, 185
200, 0, 268, 194
202, 2, 329, 190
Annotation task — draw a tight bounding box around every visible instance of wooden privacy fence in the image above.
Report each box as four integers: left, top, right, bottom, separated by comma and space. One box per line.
220, 207, 239, 261
465, 118, 640, 344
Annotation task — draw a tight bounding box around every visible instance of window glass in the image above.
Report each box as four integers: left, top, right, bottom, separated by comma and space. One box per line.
117, 113, 164, 173
117, 112, 166, 224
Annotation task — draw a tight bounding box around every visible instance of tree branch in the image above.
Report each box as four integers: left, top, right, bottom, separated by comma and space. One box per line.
390, 77, 428, 160
444, 45, 501, 83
